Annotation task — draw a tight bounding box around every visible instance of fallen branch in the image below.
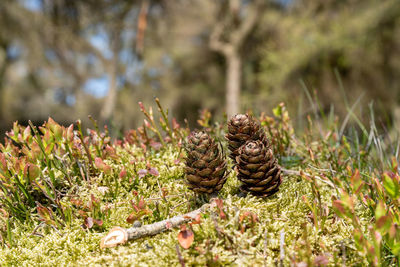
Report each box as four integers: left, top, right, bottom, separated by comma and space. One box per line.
100, 203, 210, 248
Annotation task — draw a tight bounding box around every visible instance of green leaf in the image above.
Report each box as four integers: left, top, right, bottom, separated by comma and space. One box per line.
27, 164, 40, 181
272, 106, 282, 117
375, 215, 391, 233
383, 173, 399, 199
391, 242, 400, 256
375, 201, 386, 220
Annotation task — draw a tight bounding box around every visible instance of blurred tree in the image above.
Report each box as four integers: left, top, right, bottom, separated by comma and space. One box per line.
1, 0, 400, 135
0, 0, 141, 131
209, 0, 266, 118
258, 0, 400, 125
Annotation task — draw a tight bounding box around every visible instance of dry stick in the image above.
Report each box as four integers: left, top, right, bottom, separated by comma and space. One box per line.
279, 230, 285, 267
100, 203, 210, 248
175, 244, 186, 267
263, 230, 268, 266
281, 168, 335, 188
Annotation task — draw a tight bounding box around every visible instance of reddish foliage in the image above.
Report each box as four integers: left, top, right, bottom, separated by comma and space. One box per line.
178, 224, 194, 249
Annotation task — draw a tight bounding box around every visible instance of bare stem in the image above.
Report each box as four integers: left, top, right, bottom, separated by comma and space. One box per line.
281, 168, 335, 188
100, 203, 210, 248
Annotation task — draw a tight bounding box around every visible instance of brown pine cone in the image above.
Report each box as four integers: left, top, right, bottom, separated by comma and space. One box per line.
235, 140, 281, 197
226, 114, 269, 161
184, 131, 228, 194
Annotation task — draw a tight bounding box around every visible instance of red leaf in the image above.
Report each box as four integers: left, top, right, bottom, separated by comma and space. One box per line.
119, 168, 127, 179
138, 169, 148, 178
215, 199, 223, 209
138, 102, 145, 112
314, 254, 330, 266
85, 217, 94, 229
161, 187, 168, 198
95, 157, 104, 169
0, 153, 6, 172
66, 124, 74, 142
144, 119, 151, 128
178, 225, 194, 249
150, 142, 162, 150
191, 213, 201, 225
23, 125, 31, 140
78, 210, 87, 217
219, 211, 226, 220
94, 157, 111, 174
47, 117, 57, 132
126, 212, 137, 224
138, 197, 146, 210
172, 118, 180, 130
105, 145, 118, 159
91, 194, 99, 205
70, 198, 83, 207
332, 200, 346, 215
148, 167, 159, 177
94, 219, 103, 226
214, 199, 226, 219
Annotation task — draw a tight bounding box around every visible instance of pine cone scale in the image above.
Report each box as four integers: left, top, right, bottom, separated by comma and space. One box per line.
193, 159, 207, 169
199, 177, 219, 186
197, 168, 213, 176
186, 174, 202, 183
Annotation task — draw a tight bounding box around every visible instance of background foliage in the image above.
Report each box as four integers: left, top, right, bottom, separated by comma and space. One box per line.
0, 0, 400, 134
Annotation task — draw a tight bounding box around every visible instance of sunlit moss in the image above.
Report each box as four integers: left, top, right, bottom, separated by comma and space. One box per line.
0, 142, 367, 266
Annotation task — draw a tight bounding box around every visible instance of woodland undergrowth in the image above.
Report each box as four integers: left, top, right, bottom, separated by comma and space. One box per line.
0, 99, 399, 266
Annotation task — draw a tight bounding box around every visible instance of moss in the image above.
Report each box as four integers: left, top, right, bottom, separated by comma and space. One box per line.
0, 143, 366, 266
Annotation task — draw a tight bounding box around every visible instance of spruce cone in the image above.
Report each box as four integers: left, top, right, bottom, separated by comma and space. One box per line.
235, 140, 281, 197
226, 114, 269, 160
184, 131, 228, 194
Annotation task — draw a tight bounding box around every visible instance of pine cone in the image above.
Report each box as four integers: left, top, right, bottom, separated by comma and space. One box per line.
184, 131, 228, 194
235, 140, 281, 197
226, 114, 269, 160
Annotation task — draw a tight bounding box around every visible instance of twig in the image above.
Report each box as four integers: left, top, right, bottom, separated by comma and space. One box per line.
28, 222, 45, 238
147, 193, 186, 202
106, 194, 187, 209
281, 168, 335, 188
307, 164, 337, 173
279, 230, 285, 267
263, 230, 268, 266
100, 203, 210, 248
341, 241, 346, 267
175, 244, 185, 267
171, 200, 190, 212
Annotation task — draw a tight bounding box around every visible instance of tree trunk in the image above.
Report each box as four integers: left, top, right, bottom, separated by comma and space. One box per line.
0, 41, 10, 133
100, 30, 120, 125
225, 51, 241, 118
100, 63, 118, 124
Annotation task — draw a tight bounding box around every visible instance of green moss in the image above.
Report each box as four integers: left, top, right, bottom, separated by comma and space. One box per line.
0, 143, 366, 265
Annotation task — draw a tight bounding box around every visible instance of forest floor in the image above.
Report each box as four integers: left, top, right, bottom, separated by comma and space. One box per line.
0, 103, 399, 266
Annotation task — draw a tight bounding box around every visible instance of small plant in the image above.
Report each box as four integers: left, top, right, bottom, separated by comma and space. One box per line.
259, 103, 294, 157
